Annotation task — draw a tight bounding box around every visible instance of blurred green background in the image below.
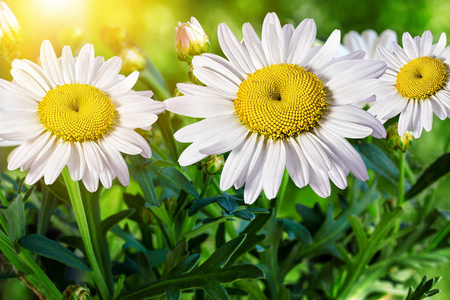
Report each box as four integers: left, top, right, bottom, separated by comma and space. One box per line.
1, 0, 450, 298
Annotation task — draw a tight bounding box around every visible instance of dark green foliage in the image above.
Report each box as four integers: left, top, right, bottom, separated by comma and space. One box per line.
406, 153, 450, 199
18, 234, 92, 272
120, 235, 264, 300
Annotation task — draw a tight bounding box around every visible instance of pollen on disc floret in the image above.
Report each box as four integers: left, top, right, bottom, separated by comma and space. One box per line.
396, 56, 448, 100
234, 63, 327, 140
38, 83, 116, 142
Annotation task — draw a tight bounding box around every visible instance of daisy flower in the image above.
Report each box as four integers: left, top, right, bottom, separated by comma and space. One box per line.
0, 40, 165, 191
369, 31, 450, 138
165, 13, 387, 204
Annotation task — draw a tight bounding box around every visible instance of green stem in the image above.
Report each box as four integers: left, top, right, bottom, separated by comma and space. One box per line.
83, 190, 115, 295
424, 222, 450, 253
199, 175, 214, 199
19, 251, 62, 300
62, 168, 111, 300
394, 151, 406, 233
277, 170, 290, 212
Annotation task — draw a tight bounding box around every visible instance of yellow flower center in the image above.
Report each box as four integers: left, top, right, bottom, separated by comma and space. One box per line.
38, 83, 116, 142
396, 56, 447, 100
234, 63, 327, 139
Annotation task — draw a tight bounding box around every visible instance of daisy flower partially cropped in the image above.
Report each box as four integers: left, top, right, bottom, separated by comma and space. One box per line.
369, 31, 450, 138
341, 29, 397, 60
0, 40, 165, 191
165, 13, 386, 204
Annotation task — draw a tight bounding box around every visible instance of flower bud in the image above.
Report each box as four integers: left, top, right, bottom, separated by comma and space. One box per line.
386, 123, 414, 152
0, 1, 23, 62
100, 26, 130, 53
201, 155, 224, 175
59, 27, 84, 51
119, 46, 146, 75
175, 17, 209, 63
62, 285, 92, 300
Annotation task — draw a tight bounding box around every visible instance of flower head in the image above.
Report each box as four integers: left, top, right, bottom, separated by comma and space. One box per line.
0, 40, 165, 191
0, 1, 23, 62
369, 31, 450, 138
175, 17, 209, 63
165, 13, 386, 204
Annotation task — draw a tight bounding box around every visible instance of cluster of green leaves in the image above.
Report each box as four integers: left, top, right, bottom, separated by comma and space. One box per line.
2, 134, 450, 300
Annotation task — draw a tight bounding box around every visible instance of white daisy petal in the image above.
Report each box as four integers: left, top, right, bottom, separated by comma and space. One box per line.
262, 12, 284, 65
285, 138, 309, 188
316, 126, 369, 181
165, 95, 234, 118
68, 142, 86, 181
244, 138, 267, 204
61, 46, 76, 84
220, 132, 257, 191
44, 140, 71, 184
218, 23, 255, 74
91, 56, 122, 89
107, 71, 139, 97
307, 30, 341, 70
287, 18, 317, 65
262, 139, 286, 199
40, 40, 64, 86
242, 23, 268, 69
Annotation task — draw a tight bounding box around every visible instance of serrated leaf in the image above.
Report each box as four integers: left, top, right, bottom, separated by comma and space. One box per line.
282, 219, 313, 244
169, 253, 201, 275
6, 194, 26, 246
406, 153, 450, 199
160, 167, 199, 199
120, 235, 264, 300
100, 209, 135, 236
18, 234, 91, 272
405, 276, 441, 300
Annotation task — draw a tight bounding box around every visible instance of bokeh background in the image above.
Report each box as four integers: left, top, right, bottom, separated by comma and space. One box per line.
1, 0, 450, 298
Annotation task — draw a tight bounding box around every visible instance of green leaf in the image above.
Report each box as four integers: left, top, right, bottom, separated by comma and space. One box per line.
120, 235, 264, 300
302, 183, 379, 257
169, 253, 201, 275
6, 194, 26, 247
216, 197, 239, 214
110, 225, 147, 252
160, 167, 199, 199
406, 153, 450, 199
282, 219, 313, 244
145, 203, 173, 226
233, 210, 255, 221
348, 215, 369, 252
100, 209, 135, 236
18, 234, 92, 272
354, 143, 400, 184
